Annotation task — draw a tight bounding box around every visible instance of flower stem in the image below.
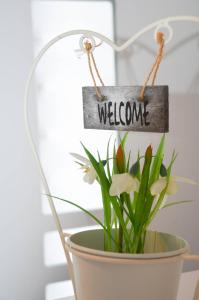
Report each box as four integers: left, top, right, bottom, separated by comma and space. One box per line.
118, 198, 124, 252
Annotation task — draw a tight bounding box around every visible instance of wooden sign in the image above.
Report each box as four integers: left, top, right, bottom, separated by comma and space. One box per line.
82, 86, 169, 132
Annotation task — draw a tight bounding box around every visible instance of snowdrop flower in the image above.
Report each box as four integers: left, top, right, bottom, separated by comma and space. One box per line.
70, 153, 97, 184
150, 176, 197, 196
109, 173, 140, 196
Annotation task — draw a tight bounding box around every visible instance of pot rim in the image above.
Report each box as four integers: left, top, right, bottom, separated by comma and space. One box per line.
67, 229, 189, 260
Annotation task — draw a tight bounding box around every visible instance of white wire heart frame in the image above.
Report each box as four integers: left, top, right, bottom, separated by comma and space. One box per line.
23, 15, 199, 299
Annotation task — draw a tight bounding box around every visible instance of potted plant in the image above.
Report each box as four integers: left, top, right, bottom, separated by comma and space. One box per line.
51, 134, 198, 300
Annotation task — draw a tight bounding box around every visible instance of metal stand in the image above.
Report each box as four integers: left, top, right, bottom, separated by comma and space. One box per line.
23, 16, 199, 299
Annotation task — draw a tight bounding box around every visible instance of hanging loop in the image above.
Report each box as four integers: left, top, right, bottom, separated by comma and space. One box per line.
79, 34, 96, 53
154, 22, 173, 45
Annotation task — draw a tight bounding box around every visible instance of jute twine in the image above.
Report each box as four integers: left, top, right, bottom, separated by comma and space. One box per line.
139, 32, 165, 101
84, 32, 165, 101
84, 41, 105, 101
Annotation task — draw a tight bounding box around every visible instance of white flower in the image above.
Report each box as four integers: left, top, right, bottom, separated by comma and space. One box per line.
150, 176, 197, 196
70, 153, 97, 184
109, 173, 140, 196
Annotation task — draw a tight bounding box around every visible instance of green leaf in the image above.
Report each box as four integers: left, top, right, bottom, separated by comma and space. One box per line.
48, 194, 120, 249
162, 200, 193, 209
119, 132, 128, 149
147, 151, 177, 226
81, 142, 101, 178
81, 143, 114, 249
126, 151, 131, 172
149, 134, 165, 186
132, 154, 140, 213
106, 136, 112, 181
136, 151, 141, 180
101, 160, 107, 166
74, 161, 84, 167
109, 195, 131, 250
160, 163, 167, 177
141, 135, 166, 227
113, 142, 118, 175
123, 193, 135, 226
134, 145, 152, 230
97, 151, 112, 238
48, 195, 104, 231
130, 161, 139, 176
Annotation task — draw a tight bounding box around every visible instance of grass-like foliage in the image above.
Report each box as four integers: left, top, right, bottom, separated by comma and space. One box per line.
50, 134, 196, 253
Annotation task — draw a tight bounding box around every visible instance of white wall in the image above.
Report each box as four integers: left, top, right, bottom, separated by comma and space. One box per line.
0, 1, 67, 299
0, 1, 114, 299
115, 0, 199, 271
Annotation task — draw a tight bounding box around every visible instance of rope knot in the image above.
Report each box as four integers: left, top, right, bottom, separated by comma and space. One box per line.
84, 41, 92, 52
156, 31, 164, 45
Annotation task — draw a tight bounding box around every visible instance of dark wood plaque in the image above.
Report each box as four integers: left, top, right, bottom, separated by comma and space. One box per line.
82, 86, 169, 132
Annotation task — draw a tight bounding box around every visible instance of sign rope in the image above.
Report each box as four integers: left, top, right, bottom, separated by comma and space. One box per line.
139, 32, 165, 101
85, 41, 105, 101
84, 33, 165, 103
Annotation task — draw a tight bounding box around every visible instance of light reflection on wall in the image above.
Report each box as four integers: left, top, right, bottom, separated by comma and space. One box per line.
31, 1, 115, 299
31, 0, 115, 215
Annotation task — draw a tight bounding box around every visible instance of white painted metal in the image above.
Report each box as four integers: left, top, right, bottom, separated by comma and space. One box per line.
23, 16, 199, 300
66, 230, 189, 300
47, 271, 199, 300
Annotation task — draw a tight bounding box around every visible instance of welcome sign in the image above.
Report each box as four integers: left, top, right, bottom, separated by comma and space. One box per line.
82, 86, 169, 132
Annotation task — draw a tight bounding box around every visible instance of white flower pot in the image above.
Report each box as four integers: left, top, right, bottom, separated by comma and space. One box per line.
66, 229, 199, 300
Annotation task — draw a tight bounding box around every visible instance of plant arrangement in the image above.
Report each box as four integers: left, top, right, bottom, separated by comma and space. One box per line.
51, 134, 196, 254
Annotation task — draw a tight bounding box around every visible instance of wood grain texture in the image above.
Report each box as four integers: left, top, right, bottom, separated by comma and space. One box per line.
82, 86, 169, 132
